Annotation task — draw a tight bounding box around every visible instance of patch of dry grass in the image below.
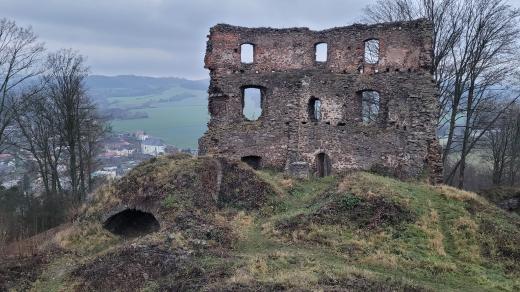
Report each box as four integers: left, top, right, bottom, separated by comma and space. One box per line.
227, 211, 254, 240
436, 185, 486, 204
360, 250, 399, 269
80, 182, 121, 218
56, 222, 119, 255
451, 216, 480, 262
416, 203, 446, 256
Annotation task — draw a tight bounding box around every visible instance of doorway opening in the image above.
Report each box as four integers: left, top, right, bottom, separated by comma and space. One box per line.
316, 153, 331, 177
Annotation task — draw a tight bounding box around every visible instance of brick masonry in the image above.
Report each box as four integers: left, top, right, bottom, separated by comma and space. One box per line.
199, 19, 442, 183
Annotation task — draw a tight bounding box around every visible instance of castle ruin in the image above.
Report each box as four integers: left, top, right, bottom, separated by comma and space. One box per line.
199, 19, 442, 182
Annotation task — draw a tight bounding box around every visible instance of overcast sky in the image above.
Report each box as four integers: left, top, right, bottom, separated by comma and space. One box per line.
0, 0, 380, 79
2, 0, 519, 79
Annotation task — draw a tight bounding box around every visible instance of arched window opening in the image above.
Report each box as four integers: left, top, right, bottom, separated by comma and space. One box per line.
308, 97, 322, 122
316, 153, 331, 177
241, 155, 262, 169
241, 43, 254, 64
364, 39, 380, 64
103, 209, 160, 237
360, 90, 380, 124
315, 43, 327, 62
243, 87, 262, 121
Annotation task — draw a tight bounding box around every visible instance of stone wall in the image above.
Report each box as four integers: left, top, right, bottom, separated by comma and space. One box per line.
199, 19, 442, 183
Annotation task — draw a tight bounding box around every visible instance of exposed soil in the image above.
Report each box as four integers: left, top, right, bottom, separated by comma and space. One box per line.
277, 193, 416, 234
0, 254, 52, 291
72, 245, 187, 291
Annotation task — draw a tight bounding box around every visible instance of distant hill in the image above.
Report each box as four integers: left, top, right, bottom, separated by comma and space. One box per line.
85, 75, 208, 100
84, 75, 210, 149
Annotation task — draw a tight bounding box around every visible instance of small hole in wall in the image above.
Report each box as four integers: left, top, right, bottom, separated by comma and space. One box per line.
386, 68, 390, 72
403, 125, 407, 131
395, 68, 400, 72
301, 121, 307, 124
338, 122, 346, 126
325, 121, 331, 125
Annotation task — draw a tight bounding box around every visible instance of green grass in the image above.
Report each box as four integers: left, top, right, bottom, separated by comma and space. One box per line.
225, 171, 520, 291
107, 86, 208, 148
22, 156, 520, 291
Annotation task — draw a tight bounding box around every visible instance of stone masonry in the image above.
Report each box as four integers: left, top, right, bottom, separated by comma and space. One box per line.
199, 19, 442, 183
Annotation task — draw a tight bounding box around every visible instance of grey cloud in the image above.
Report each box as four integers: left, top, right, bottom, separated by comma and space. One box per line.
1, 0, 378, 78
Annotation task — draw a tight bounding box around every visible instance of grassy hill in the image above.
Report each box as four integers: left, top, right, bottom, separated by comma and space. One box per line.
1, 155, 519, 291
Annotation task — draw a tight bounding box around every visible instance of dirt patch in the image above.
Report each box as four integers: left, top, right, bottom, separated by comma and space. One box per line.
204, 281, 296, 291
318, 273, 429, 291
171, 209, 236, 249
0, 254, 51, 291
217, 158, 276, 210
277, 193, 416, 233
72, 245, 188, 291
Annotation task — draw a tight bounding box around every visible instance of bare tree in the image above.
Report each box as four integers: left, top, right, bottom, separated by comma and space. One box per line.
14, 90, 64, 196
43, 49, 89, 202
488, 102, 520, 186
441, 0, 519, 187
41, 49, 107, 202
80, 106, 109, 192
0, 18, 44, 152
364, 0, 520, 188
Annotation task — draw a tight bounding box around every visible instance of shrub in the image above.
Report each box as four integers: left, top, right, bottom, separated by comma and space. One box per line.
341, 194, 361, 209
163, 194, 176, 208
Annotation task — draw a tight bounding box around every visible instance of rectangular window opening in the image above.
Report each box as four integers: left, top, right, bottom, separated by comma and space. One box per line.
315, 43, 327, 62
361, 91, 380, 124
241, 43, 254, 64
243, 87, 262, 121
364, 39, 380, 64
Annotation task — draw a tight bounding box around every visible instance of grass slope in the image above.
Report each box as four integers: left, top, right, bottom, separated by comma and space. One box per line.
2, 156, 519, 291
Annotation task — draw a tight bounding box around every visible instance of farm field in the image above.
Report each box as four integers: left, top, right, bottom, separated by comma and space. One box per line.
88, 75, 260, 149
91, 77, 209, 149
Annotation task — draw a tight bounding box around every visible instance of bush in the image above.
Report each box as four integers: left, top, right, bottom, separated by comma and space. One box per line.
163, 194, 177, 208
341, 194, 361, 209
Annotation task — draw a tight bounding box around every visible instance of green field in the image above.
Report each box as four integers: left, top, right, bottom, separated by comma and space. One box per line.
107, 86, 209, 149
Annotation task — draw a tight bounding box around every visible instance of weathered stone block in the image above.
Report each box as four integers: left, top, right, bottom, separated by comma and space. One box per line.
287, 161, 310, 179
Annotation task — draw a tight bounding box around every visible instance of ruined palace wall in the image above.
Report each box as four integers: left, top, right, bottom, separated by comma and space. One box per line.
204, 21, 432, 74
199, 19, 442, 182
